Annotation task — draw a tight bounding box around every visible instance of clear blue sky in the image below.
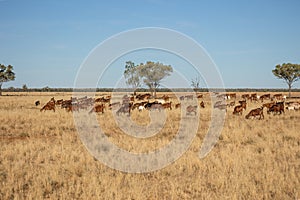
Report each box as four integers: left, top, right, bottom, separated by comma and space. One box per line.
1, 0, 300, 89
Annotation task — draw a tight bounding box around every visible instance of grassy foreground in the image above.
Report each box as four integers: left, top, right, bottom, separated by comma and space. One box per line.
0, 92, 299, 199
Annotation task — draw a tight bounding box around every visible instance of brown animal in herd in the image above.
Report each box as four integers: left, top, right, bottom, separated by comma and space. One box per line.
227, 101, 235, 107
200, 101, 205, 108
40, 103, 55, 112
217, 94, 226, 99
131, 102, 147, 110
108, 102, 121, 110
250, 93, 259, 102
130, 96, 134, 102
50, 97, 55, 103
136, 93, 151, 101
89, 104, 105, 114
122, 98, 131, 105
217, 104, 227, 110
122, 95, 133, 103
185, 95, 194, 100
233, 105, 244, 115
215, 93, 236, 100
116, 103, 132, 116
197, 94, 203, 99
61, 100, 72, 109
229, 93, 236, 99
78, 96, 87, 101
272, 93, 283, 101
56, 99, 63, 105
162, 102, 172, 110
245, 107, 264, 120
40, 100, 55, 112
161, 95, 170, 102
233, 101, 247, 115
70, 97, 77, 102
224, 93, 236, 99
268, 102, 284, 115
241, 94, 250, 100
259, 94, 270, 102
262, 102, 275, 113
95, 97, 110, 103
214, 100, 224, 108
186, 105, 197, 115
214, 100, 227, 110
149, 103, 163, 111
238, 100, 247, 110
66, 104, 79, 112
80, 97, 94, 107
175, 103, 181, 109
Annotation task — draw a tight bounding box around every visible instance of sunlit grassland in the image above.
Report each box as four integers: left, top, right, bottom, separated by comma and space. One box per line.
0, 92, 299, 199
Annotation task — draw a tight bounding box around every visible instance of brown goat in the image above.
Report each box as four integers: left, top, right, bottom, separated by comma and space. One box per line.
233, 105, 243, 115
89, 104, 105, 114
268, 102, 284, 115
162, 102, 172, 110
40, 101, 55, 112
116, 103, 132, 116
245, 107, 264, 120
200, 101, 205, 108
186, 105, 197, 115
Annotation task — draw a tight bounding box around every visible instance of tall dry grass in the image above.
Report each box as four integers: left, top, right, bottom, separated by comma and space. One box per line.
0, 92, 299, 199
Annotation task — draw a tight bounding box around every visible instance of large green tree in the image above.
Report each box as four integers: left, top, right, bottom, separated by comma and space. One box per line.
123, 61, 141, 92
0, 64, 16, 96
138, 61, 173, 97
272, 63, 300, 98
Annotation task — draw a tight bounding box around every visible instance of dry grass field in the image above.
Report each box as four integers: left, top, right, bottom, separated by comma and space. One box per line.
0, 91, 299, 199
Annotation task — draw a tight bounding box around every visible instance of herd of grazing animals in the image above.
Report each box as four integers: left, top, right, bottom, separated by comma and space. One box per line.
213, 92, 299, 119
37, 92, 299, 119
37, 93, 206, 116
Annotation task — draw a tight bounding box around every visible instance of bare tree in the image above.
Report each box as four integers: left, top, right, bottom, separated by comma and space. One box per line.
191, 76, 201, 91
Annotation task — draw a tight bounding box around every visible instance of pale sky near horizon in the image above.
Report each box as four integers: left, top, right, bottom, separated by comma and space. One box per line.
1, 0, 300, 89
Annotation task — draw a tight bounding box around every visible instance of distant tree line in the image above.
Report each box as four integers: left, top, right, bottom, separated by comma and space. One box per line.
1, 62, 299, 95
2, 87, 300, 93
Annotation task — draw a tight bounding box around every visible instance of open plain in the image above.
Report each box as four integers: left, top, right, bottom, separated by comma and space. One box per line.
0, 91, 299, 199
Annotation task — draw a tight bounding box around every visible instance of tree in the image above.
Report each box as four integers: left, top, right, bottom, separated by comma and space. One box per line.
22, 84, 28, 91
138, 61, 173, 97
42, 86, 50, 92
191, 76, 201, 91
123, 61, 141, 93
272, 63, 300, 98
0, 64, 16, 96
